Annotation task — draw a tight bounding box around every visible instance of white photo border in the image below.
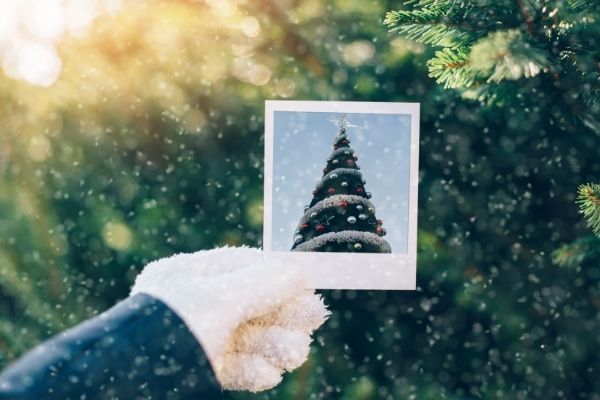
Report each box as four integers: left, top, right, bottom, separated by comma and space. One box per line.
264, 100, 420, 290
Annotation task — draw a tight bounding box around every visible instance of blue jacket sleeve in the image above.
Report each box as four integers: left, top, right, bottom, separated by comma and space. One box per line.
0, 293, 223, 400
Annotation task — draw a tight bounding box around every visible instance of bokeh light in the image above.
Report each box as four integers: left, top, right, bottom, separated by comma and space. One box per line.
0, 0, 120, 86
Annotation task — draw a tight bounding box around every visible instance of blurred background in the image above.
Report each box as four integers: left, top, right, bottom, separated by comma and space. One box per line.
0, 0, 598, 398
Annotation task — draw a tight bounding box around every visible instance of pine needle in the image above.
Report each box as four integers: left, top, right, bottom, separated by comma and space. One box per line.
578, 184, 600, 238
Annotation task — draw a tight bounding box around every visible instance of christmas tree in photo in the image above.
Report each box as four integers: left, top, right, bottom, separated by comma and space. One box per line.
291, 116, 391, 253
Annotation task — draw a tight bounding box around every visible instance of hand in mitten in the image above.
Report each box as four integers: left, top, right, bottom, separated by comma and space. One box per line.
130, 246, 329, 392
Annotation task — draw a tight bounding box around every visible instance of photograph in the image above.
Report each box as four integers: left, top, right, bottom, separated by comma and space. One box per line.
264, 101, 420, 290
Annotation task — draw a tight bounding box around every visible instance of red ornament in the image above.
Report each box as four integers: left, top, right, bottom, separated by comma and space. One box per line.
323, 168, 329, 174
316, 224, 326, 232
356, 187, 364, 194
342, 139, 349, 145
339, 200, 348, 208
328, 188, 335, 194
301, 223, 309, 230
376, 219, 383, 225
376, 227, 386, 236
346, 159, 354, 166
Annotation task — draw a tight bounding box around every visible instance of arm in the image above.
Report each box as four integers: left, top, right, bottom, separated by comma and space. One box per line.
0, 293, 221, 400
0, 247, 329, 399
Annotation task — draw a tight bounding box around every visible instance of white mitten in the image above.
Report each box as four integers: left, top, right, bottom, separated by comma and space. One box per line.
130, 246, 329, 392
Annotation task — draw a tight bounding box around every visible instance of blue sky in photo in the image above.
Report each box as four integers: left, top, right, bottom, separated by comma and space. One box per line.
271, 111, 412, 252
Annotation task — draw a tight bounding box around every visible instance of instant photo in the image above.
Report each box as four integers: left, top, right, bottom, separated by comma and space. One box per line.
264, 101, 420, 290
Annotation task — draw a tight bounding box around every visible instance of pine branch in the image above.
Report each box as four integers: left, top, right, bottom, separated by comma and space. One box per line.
425, 30, 552, 89
552, 235, 600, 267
578, 183, 600, 238
427, 47, 475, 88
405, 0, 461, 8
384, 0, 598, 128
469, 29, 551, 82
564, 0, 600, 13
384, 9, 479, 48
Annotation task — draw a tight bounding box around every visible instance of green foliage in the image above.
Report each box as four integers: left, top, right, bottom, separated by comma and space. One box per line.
427, 47, 472, 88
577, 183, 600, 237
469, 30, 550, 82
384, 8, 477, 48
553, 236, 600, 268
385, 0, 600, 128
564, 0, 600, 13
386, 0, 600, 277
383, 0, 599, 397
553, 184, 600, 268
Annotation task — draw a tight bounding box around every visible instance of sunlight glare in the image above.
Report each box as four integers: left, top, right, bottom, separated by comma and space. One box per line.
0, 2, 19, 48
3, 39, 62, 87
64, 0, 99, 34
24, 0, 65, 40
0, 0, 121, 87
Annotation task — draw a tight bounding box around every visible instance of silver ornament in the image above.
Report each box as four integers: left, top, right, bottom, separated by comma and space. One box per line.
330, 173, 338, 179
341, 181, 348, 187
354, 243, 362, 250
356, 205, 363, 211
358, 213, 367, 220
294, 234, 303, 244
347, 216, 357, 224
310, 212, 317, 218
332, 159, 339, 165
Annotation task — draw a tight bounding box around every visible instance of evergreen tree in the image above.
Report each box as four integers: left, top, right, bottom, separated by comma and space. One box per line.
381, 4, 599, 396
384, 0, 599, 275
291, 117, 391, 253
384, 0, 600, 129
